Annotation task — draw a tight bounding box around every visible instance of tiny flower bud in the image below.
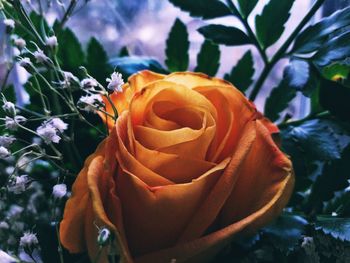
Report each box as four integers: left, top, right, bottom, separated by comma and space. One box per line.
46, 35, 58, 49
4, 115, 27, 131
33, 49, 51, 66
8, 175, 29, 194
14, 38, 26, 50
77, 94, 104, 112
52, 183, 67, 199
2, 101, 16, 117
106, 72, 124, 93
81, 78, 98, 90
3, 19, 15, 33
20, 232, 39, 249
0, 135, 15, 148
0, 146, 10, 159
97, 228, 111, 246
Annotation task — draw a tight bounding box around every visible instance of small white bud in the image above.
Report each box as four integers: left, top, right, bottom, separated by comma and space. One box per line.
106, 72, 124, 92
4, 116, 27, 131
20, 232, 39, 248
0, 146, 10, 159
52, 183, 67, 199
14, 38, 26, 50
33, 49, 49, 63
97, 228, 111, 246
36, 123, 61, 144
45, 36, 58, 48
3, 19, 15, 30
81, 78, 98, 90
2, 101, 16, 117
8, 175, 29, 194
47, 118, 68, 133
0, 135, 16, 148
77, 94, 104, 112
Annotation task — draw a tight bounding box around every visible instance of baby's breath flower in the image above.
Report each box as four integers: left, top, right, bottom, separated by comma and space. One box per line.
14, 38, 26, 50
0, 221, 9, 230
3, 19, 15, 30
2, 101, 16, 116
45, 35, 58, 48
0, 250, 17, 263
36, 123, 61, 144
0, 146, 10, 158
106, 72, 124, 92
33, 49, 49, 63
52, 183, 67, 199
81, 77, 98, 89
60, 71, 79, 88
77, 94, 104, 112
5, 116, 27, 131
47, 118, 68, 133
20, 232, 38, 248
0, 135, 16, 148
97, 228, 111, 246
8, 175, 29, 194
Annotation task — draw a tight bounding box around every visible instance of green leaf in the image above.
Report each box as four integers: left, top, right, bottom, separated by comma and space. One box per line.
292, 6, 350, 54
315, 216, 350, 242
323, 186, 350, 216
109, 56, 168, 79
263, 214, 308, 252
118, 46, 129, 57
165, 18, 189, 72
56, 28, 85, 74
168, 0, 231, 19
322, 62, 350, 81
255, 0, 295, 49
319, 78, 350, 121
194, 40, 220, 76
198, 24, 251, 46
312, 31, 350, 67
86, 37, 112, 84
264, 80, 296, 122
224, 50, 254, 92
238, 0, 258, 19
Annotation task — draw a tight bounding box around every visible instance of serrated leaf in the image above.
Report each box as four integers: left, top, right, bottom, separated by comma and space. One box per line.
323, 187, 350, 216
264, 80, 296, 122
109, 56, 168, 79
263, 214, 308, 252
165, 18, 189, 72
168, 0, 231, 19
86, 37, 112, 84
292, 6, 350, 54
315, 216, 350, 242
56, 28, 85, 74
224, 50, 254, 92
238, 0, 258, 19
312, 31, 350, 67
198, 24, 251, 46
194, 40, 220, 76
255, 0, 295, 49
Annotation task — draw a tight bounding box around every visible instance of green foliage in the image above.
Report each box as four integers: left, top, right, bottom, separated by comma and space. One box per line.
198, 24, 251, 46
237, 0, 258, 19
292, 6, 350, 54
264, 80, 296, 122
86, 37, 112, 84
316, 217, 350, 242
255, 0, 295, 49
224, 50, 255, 93
194, 40, 220, 76
168, 0, 231, 19
165, 18, 189, 72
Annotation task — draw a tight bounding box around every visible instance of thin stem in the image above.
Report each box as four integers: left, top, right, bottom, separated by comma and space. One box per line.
278, 111, 330, 129
249, 0, 326, 101
58, 0, 78, 29
225, 0, 268, 64
55, 223, 65, 263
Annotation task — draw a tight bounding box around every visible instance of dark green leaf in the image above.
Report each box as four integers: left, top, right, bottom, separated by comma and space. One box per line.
315, 216, 350, 242
118, 46, 129, 57
56, 28, 85, 74
238, 0, 258, 19
168, 0, 231, 19
198, 24, 251, 46
255, 0, 295, 49
109, 56, 168, 79
323, 187, 350, 217
292, 6, 350, 54
319, 78, 350, 121
224, 50, 254, 92
86, 37, 112, 84
312, 31, 350, 67
264, 80, 296, 121
321, 61, 350, 81
263, 214, 308, 252
194, 40, 220, 76
165, 18, 189, 72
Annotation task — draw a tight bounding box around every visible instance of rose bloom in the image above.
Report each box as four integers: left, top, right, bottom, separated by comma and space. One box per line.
60, 71, 294, 263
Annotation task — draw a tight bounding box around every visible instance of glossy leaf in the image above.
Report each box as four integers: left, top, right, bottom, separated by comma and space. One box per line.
168, 0, 231, 19
315, 216, 350, 242
224, 50, 255, 92
255, 0, 295, 49
238, 0, 258, 19
312, 31, 350, 67
86, 37, 112, 84
165, 18, 189, 72
264, 80, 296, 122
194, 40, 220, 76
109, 56, 168, 79
198, 24, 251, 46
292, 6, 350, 54
263, 214, 308, 252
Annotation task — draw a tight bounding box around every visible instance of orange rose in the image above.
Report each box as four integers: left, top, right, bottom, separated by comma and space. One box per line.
60, 71, 294, 263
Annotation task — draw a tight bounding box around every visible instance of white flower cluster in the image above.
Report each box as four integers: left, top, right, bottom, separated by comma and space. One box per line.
36, 118, 68, 144
8, 175, 29, 194
0, 135, 15, 158
52, 183, 67, 199
106, 72, 124, 92
78, 94, 104, 112
20, 231, 38, 248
